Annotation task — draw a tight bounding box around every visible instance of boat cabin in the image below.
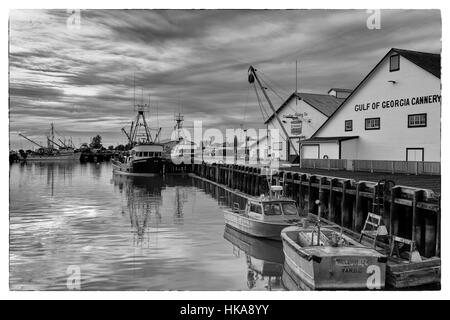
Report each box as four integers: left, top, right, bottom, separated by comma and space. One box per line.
131, 144, 164, 160
246, 199, 300, 222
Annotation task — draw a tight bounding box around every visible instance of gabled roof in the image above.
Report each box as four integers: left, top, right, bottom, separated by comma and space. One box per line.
328, 88, 353, 94
312, 48, 441, 138
264, 92, 344, 124
393, 48, 441, 79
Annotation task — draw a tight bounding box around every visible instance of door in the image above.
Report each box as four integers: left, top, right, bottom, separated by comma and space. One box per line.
406, 148, 424, 161
302, 144, 320, 159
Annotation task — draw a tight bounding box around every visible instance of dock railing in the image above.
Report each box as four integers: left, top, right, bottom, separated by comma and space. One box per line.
299, 158, 440, 175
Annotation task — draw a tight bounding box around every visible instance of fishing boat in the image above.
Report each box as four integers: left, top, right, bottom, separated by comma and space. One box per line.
281, 212, 387, 290
223, 186, 303, 240
112, 101, 168, 176
18, 124, 80, 162
112, 143, 167, 175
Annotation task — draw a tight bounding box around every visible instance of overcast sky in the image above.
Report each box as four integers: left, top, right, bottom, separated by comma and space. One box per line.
9, 9, 441, 149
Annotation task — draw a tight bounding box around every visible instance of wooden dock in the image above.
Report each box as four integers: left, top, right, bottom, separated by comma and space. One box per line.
192, 163, 441, 289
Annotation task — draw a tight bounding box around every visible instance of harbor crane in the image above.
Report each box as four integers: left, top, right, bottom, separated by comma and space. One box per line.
248, 65, 299, 156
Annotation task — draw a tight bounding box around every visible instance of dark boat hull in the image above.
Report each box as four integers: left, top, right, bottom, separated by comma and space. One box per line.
131, 157, 168, 173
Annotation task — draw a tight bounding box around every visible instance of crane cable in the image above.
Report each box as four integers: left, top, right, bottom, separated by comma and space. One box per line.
257, 70, 290, 98
252, 82, 270, 122
259, 76, 286, 103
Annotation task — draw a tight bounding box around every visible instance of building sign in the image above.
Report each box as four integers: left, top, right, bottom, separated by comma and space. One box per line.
291, 120, 302, 135
354, 94, 441, 112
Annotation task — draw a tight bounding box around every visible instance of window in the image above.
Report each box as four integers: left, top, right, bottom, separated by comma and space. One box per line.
345, 120, 353, 132
274, 142, 283, 151
264, 203, 282, 216
250, 203, 262, 214
390, 54, 400, 72
408, 113, 427, 128
365, 117, 380, 130
282, 203, 298, 215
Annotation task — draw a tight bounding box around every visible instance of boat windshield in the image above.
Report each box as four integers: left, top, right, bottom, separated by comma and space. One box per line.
282, 202, 298, 215
263, 203, 282, 216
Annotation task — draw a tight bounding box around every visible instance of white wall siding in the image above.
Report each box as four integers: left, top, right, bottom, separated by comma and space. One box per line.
267, 97, 328, 160
341, 139, 358, 159
315, 53, 441, 161
319, 142, 339, 159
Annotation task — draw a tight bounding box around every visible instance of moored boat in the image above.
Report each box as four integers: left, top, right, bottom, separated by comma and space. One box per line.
23, 150, 81, 161
112, 143, 168, 175
223, 186, 302, 240
281, 225, 387, 290
18, 124, 80, 162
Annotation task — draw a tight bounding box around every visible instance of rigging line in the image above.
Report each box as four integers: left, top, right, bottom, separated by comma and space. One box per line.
253, 83, 270, 122
259, 76, 286, 102
242, 84, 251, 125
257, 70, 290, 97
253, 84, 266, 122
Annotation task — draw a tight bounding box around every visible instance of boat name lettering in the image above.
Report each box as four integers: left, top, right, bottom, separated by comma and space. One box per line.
334, 258, 369, 267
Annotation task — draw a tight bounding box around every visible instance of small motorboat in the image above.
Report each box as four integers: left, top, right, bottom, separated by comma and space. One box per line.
223, 186, 302, 240
281, 223, 387, 290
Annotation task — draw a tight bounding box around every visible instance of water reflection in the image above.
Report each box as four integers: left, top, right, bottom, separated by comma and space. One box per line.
223, 225, 284, 291
111, 175, 191, 247
11, 162, 290, 290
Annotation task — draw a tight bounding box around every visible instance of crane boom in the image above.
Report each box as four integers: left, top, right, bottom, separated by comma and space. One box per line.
248, 66, 298, 156
18, 133, 45, 149
154, 127, 162, 142
58, 138, 68, 148
47, 138, 64, 149
121, 127, 132, 144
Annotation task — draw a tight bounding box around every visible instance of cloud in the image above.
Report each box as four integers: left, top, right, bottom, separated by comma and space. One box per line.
9, 9, 441, 149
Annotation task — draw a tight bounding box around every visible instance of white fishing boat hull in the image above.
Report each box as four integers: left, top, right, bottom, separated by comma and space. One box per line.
224, 210, 297, 240
281, 226, 387, 290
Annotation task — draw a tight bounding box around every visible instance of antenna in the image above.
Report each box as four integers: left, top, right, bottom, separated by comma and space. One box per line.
295, 60, 298, 105
156, 102, 159, 131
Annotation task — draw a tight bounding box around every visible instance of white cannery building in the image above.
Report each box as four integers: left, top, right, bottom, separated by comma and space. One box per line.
302, 48, 441, 162
263, 90, 346, 162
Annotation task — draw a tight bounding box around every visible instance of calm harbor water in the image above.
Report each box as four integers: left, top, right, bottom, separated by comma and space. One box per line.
10, 162, 286, 291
